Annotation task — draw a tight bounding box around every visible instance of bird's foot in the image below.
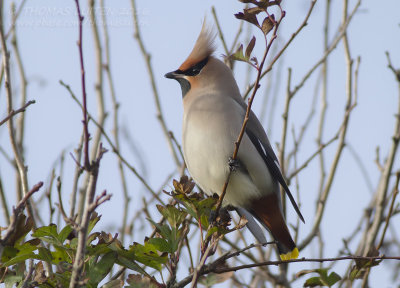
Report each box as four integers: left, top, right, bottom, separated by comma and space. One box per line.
228, 157, 240, 172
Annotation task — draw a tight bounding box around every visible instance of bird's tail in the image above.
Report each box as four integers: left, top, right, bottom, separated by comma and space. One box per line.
248, 194, 299, 261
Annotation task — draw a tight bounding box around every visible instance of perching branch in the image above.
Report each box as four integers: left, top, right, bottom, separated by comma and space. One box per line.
175, 255, 400, 288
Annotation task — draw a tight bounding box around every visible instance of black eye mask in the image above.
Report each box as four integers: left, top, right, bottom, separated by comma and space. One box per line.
178, 57, 209, 77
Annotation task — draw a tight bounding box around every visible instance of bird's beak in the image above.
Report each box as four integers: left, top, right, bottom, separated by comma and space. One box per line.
164, 70, 180, 80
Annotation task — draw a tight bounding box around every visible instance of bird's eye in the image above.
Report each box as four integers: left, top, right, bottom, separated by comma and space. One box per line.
183, 57, 209, 77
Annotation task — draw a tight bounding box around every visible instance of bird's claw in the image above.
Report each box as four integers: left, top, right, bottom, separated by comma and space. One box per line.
228, 157, 240, 172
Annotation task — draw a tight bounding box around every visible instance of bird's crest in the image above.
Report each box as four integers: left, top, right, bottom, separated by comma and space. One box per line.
179, 22, 216, 71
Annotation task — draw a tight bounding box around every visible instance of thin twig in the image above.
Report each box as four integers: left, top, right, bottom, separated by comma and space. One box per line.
316, 0, 332, 197
0, 100, 35, 126
5, 0, 27, 39
0, 181, 43, 257
175, 255, 400, 288
278, 67, 292, 216
0, 3, 35, 227
299, 0, 359, 250
211, 6, 229, 56
288, 133, 339, 180
100, 0, 131, 245
377, 172, 400, 250
242, 0, 317, 99
69, 145, 107, 288
59, 80, 161, 204
74, 0, 90, 169
363, 52, 400, 255
0, 177, 10, 225
88, 0, 106, 161
130, 0, 180, 168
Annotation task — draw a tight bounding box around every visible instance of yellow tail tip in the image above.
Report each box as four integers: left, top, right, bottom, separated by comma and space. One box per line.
280, 247, 299, 261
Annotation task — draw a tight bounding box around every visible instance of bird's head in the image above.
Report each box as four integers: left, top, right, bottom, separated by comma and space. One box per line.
165, 23, 218, 98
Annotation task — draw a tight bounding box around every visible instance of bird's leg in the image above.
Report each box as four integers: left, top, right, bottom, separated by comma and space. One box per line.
228, 157, 240, 172
209, 205, 232, 226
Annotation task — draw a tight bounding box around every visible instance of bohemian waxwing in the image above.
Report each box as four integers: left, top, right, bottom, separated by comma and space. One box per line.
165, 23, 304, 260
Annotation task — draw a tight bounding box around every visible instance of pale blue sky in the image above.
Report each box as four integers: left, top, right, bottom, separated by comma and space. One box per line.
1, 0, 399, 286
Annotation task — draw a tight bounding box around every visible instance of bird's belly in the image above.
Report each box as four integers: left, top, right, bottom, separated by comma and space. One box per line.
183, 114, 263, 207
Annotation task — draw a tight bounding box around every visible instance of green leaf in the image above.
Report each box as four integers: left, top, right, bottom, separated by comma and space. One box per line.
32, 224, 61, 246
58, 225, 73, 243
325, 271, 341, 286
304, 276, 324, 287
156, 204, 187, 228
298, 268, 341, 287
88, 212, 101, 234
51, 246, 70, 264
148, 238, 172, 253
197, 198, 217, 215
52, 271, 72, 288
130, 242, 167, 271
2, 252, 41, 267
199, 271, 234, 286
230, 44, 248, 62
38, 247, 53, 263
4, 274, 23, 288
1, 246, 19, 263
116, 256, 144, 274
88, 252, 118, 286
205, 226, 219, 239
147, 219, 171, 239
87, 243, 112, 257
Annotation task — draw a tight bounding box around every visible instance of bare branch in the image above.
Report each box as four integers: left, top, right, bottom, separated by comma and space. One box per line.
0, 181, 43, 256
130, 0, 181, 168
0, 4, 35, 227
175, 255, 400, 288
74, 0, 91, 169
0, 100, 35, 126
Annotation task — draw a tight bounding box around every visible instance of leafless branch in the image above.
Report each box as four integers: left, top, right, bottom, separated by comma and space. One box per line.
0, 4, 35, 227
74, 0, 90, 169
59, 80, 161, 204
175, 255, 400, 288
242, 0, 317, 99
130, 0, 181, 168
0, 181, 43, 256
0, 100, 35, 126
299, 0, 359, 250
69, 145, 107, 288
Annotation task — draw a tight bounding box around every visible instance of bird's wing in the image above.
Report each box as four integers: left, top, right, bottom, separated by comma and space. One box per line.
245, 110, 305, 223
